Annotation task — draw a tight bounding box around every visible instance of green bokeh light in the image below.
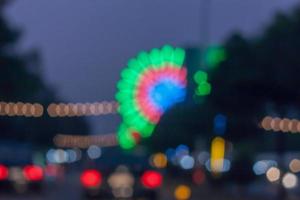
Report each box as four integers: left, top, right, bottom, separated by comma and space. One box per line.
205, 46, 226, 69
116, 45, 186, 149
194, 70, 208, 84
117, 124, 136, 149
173, 48, 185, 67
196, 82, 211, 96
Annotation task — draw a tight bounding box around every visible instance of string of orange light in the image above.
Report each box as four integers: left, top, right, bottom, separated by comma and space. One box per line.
53, 133, 118, 148
260, 116, 300, 133
0, 102, 43, 117
47, 101, 118, 117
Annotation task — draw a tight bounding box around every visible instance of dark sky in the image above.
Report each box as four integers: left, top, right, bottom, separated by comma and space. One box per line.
4, 0, 299, 134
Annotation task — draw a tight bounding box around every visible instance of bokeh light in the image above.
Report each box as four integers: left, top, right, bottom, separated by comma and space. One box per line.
47, 101, 118, 117
205, 159, 231, 173
0, 165, 8, 180
141, 170, 163, 189
193, 70, 207, 84
213, 114, 227, 135
46, 148, 82, 164
193, 169, 206, 185
195, 82, 211, 96
87, 145, 102, 159
116, 45, 187, 149
179, 155, 195, 170
282, 173, 297, 189
176, 145, 190, 157
266, 167, 280, 182
204, 46, 226, 69
253, 160, 277, 175
261, 116, 300, 133
151, 153, 168, 169
80, 169, 102, 188
66, 149, 78, 163
166, 148, 176, 163
289, 159, 300, 173
53, 133, 118, 148
193, 69, 212, 97
108, 166, 135, 189
117, 125, 138, 150
23, 165, 44, 182
210, 137, 225, 174
0, 102, 43, 117
197, 151, 210, 165
174, 185, 192, 200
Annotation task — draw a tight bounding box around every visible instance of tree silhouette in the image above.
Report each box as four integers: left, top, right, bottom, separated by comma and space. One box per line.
148, 7, 300, 153
0, 2, 90, 147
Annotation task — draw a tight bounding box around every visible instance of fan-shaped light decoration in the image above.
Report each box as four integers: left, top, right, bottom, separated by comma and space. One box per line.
116, 45, 187, 149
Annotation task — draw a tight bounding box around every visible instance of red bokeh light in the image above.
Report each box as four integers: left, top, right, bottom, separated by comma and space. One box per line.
193, 169, 206, 185
132, 132, 141, 143
23, 165, 44, 181
80, 169, 102, 188
135, 67, 186, 123
0, 165, 8, 180
141, 170, 163, 189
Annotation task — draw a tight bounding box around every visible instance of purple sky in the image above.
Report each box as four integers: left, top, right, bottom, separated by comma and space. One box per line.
4, 0, 299, 134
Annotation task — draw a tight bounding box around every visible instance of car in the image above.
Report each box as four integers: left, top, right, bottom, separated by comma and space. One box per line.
80, 150, 162, 199
0, 141, 44, 194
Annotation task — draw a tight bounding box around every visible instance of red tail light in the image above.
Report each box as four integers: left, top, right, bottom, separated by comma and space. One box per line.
23, 165, 44, 181
141, 170, 163, 189
0, 165, 8, 180
80, 169, 102, 188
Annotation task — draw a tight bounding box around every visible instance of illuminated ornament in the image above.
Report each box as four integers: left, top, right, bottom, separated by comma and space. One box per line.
116, 45, 187, 149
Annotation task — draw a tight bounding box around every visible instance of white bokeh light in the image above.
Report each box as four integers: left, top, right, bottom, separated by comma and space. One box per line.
282, 173, 297, 189
87, 145, 102, 159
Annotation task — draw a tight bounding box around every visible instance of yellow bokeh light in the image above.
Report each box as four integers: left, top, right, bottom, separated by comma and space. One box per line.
152, 153, 167, 169
210, 137, 225, 174
174, 185, 191, 200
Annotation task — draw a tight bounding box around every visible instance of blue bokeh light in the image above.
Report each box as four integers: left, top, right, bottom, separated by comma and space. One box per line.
149, 78, 186, 112
214, 114, 227, 135
165, 148, 176, 161
176, 144, 189, 157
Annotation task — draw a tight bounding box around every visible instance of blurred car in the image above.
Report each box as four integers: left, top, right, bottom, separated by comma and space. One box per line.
80, 151, 162, 199
0, 141, 44, 194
